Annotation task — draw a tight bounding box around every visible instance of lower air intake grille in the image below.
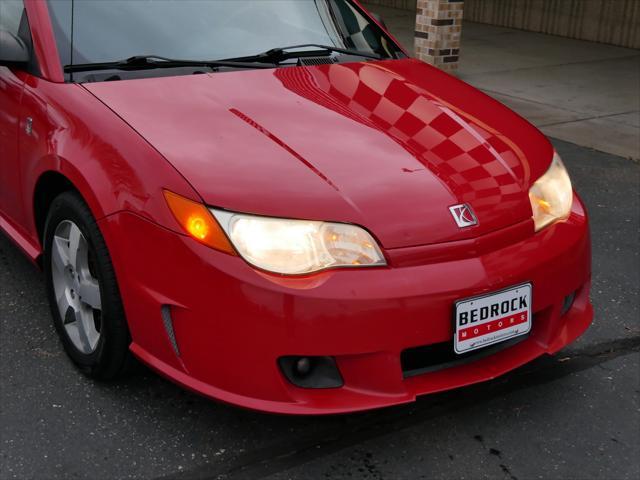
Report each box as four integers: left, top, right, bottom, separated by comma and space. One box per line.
161, 305, 180, 356
401, 334, 530, 378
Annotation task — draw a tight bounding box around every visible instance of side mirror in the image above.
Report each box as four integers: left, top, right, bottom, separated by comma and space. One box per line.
0, 29, 29, 66
370, 12, 388, 30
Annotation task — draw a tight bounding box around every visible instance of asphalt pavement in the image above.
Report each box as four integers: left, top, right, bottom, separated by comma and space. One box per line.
1, 139, 639, 480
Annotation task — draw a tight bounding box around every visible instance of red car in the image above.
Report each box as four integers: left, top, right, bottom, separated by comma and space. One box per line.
0, 0, 592, 414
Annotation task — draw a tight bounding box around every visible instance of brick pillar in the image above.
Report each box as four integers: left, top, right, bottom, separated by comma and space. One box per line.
414, 0, 464, 72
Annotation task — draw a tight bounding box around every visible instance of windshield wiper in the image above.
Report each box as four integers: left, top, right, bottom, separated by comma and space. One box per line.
223, 44, 382, 64
64, 55, 277, 73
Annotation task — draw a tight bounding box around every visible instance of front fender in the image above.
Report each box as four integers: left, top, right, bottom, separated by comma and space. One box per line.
18, 74, 201, 248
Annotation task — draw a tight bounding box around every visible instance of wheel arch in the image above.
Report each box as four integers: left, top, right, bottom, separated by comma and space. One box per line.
31, 160, 108, 248
33, 171, 79, 244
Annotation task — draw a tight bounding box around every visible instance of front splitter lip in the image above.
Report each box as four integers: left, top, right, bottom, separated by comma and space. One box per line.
130, 342, 414, 416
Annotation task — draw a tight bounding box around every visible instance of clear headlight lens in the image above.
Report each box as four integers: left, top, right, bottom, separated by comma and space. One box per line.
211, 210, 386, 275
529, 152, 573, 231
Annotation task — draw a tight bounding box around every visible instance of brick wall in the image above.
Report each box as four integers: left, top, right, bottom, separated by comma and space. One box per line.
414, 0, 464, 71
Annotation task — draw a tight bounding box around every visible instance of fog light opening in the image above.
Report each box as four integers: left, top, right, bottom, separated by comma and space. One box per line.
561, 292, 576, 316
278, 356, 343, 389
294, 357, 313, 378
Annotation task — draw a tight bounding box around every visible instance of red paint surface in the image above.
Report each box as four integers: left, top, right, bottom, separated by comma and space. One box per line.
0, 1, 592, 414
84, 60, 550, 249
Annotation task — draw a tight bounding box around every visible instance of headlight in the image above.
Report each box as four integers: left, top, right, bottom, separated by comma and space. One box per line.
529, 152, 573, 231
211, 209, 386, 275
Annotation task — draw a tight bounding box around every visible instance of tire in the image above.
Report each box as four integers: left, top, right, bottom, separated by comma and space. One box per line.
43, 191, 131, 379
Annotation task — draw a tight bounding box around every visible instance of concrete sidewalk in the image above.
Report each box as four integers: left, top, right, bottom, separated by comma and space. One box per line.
364, 3, 640, 160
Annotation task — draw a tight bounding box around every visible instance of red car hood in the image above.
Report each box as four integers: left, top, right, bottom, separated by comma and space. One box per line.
85, 59, 552, 249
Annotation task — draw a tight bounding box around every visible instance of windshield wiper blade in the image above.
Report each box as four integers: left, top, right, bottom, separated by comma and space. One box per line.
223, 44, 382, 64
64, 55, 276, 73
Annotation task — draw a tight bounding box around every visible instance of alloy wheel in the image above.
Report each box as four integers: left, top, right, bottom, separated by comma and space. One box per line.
50, 220, 103, 354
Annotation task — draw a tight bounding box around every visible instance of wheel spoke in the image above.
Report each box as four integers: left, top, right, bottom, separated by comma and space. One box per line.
56, 290, 72, 322
70, 310, 90, 352
67, 224, 82, 271
64, 307, 98, 354
77, 309, 100, 352
78, 278, 101, 310
52, 236, 70, 274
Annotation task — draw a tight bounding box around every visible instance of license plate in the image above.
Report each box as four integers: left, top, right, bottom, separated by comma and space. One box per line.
454, 283, 532, 354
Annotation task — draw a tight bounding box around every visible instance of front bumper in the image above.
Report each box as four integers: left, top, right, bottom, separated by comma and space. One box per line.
100, 195, 592, 415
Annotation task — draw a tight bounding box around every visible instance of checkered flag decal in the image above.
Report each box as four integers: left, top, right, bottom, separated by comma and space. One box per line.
275, 63, 526, 217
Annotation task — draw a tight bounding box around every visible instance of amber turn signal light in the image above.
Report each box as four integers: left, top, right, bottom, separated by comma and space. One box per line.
163, 190, 235, 254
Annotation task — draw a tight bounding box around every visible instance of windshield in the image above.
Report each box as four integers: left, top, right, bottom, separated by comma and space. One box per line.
47, 0, 402, 79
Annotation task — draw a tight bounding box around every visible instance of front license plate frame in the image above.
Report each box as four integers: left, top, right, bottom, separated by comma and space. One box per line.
454, 283, 532, 354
